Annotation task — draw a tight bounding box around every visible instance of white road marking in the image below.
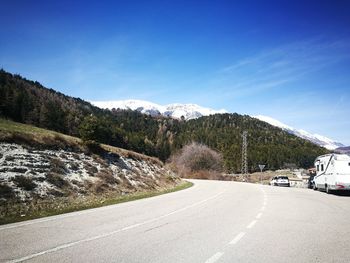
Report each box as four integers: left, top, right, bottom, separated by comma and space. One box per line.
0, 197, 150, 231
247, 220, 257, 229
229, 232, 245, 245
0, 181, 196, 231
205, 252, 224, 263
6, 191, 225, 263
256, 212, 263, 219
261, 206, 265, 211
0, 207, 106, 231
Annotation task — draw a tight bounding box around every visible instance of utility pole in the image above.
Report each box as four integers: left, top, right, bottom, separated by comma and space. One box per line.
241, 131, 248, 178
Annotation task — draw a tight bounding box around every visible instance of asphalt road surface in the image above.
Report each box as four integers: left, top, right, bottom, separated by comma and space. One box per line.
1, 179, 350, 263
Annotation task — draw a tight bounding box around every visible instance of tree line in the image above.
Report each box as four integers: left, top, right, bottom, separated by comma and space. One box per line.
0, 69, 328, 172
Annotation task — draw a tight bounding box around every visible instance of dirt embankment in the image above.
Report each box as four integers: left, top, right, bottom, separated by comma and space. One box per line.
0, 142, 181, 223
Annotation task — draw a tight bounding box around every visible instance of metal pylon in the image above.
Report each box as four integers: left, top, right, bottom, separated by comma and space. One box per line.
241, 131, 248, 175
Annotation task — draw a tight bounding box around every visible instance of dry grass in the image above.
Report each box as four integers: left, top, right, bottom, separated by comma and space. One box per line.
0, 180, 193, 225
221, 170, 296, 184
182, 170, 237, 181
96, 169, 119, 184
0, 118, 82, 151
0, 118, 163, 164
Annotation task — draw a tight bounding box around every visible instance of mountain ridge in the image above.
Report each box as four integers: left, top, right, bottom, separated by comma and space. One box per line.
91, 99, 227, 120
0, 69, 329, 172
91, 99, 344, 150
254, 115, 344, 150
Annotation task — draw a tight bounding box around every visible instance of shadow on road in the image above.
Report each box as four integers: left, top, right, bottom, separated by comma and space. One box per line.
331, 191, 350, 197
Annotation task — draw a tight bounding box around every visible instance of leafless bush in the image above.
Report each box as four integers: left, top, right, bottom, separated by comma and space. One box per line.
50, 157, 67, 174
96, 169, 118, 184
84, 161, 98, 175
170, 142, 223, 178
12, 176, 37, 191
69, 162, 79, 171
0, 183, 15, 199
91, 180, 109, 193
46, 173, 70, 188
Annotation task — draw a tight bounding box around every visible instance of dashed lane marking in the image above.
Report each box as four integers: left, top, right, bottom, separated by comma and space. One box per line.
229, 232, 246, 245
256, 212, 263, 219
205, 252, 224, 263
247, 220, 257, 229
6, 191, 225, 263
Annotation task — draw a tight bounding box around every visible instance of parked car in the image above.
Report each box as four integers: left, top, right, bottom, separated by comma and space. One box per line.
270, 176, 290, 187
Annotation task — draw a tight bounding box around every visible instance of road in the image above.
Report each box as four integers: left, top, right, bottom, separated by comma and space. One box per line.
1, 179, 350, 263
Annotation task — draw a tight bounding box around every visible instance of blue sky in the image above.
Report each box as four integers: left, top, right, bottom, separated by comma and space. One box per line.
1, 0, 350, 145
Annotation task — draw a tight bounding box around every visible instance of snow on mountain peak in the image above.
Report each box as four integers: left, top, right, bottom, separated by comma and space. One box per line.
91, 100, 345, 150
91, 100, 227, 120
254, 115, 344, 150
253, 115, 293, 130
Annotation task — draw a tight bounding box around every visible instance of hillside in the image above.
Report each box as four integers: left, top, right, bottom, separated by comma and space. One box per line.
91, 99, 345, 150
172, 114, 328, 171
254, 115, 344, 150
0, 119, 183, 223
0, 69, 328, 172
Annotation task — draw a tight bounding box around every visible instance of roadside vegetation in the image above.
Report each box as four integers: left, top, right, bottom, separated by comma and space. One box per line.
0, 119, 193, 225
0, 181, 193, 225
0, 69, 328, 173
169, 142, 226, 180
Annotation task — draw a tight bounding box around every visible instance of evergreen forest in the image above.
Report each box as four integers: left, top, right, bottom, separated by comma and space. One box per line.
0, 69, 328, 172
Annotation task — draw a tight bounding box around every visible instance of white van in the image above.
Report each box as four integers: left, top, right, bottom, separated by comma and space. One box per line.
313, 154, 350, 193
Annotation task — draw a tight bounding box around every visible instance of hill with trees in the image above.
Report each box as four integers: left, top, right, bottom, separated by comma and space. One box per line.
0, 69, 328, 172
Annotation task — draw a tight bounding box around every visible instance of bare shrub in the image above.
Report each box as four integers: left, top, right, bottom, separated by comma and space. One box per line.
50, 157, 67, 174
12, 176, 37, 191
93, 156, 108, 168
72, 153, 80, 159
90, 180, 109, 194
69, 162, 79, 171
84, 161, 98, 175
10, 167, 27, 173
0, 183, 15, 199
5, 155, 15, 162
171, 142, 223, 178
96, 169, 118, 184
59, 153, 68, 159
46, 173, 70, 188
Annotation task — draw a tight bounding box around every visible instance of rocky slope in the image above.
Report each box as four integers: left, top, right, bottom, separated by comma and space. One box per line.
0, 142, 178, 203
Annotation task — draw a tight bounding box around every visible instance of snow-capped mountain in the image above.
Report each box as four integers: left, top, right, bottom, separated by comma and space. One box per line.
254, 115, 345, 150
335, 146, 350, 154
91, 100, 227, 120
91, 99, 345, 150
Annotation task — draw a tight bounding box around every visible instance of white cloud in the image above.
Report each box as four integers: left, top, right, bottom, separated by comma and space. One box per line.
216, 37, 350, 98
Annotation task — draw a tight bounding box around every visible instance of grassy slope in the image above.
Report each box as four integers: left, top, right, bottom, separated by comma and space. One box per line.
0, 118, 161, 164
0, 118, 192, 225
